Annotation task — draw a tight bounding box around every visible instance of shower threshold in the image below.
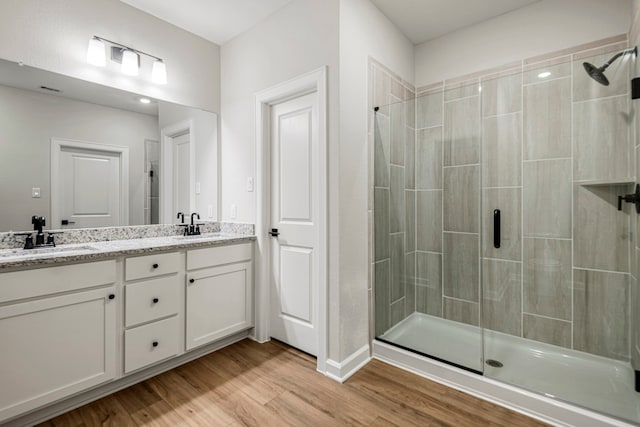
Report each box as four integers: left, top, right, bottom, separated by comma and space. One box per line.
378, 312, 640, 424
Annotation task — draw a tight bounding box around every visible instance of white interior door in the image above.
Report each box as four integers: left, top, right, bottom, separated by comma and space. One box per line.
269, 92, 319, 356
56, 146, 122, 229
173, 133, 190, 222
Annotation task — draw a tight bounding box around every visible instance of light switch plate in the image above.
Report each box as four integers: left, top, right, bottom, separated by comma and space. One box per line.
231, 204, 237, 219
195, 182, 201, 194
32, 187, 41, 198
247, 177, 254, 192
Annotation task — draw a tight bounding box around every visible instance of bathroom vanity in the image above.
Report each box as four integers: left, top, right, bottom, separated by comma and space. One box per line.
0, 232, 255, 425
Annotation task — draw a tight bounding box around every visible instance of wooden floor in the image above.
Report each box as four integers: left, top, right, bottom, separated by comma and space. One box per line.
40, 339, 548, 426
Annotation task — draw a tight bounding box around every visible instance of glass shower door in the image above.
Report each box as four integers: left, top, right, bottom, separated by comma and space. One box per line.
373, 79, 485, 373
479, 45, 640, 424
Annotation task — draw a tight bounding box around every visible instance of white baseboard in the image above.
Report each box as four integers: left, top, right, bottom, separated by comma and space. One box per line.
373, 340, 634, 427
325, 343, 371, 383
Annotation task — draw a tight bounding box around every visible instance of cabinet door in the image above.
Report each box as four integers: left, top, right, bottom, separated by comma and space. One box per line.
186, 261, 253, 351
0, 288, 116, 422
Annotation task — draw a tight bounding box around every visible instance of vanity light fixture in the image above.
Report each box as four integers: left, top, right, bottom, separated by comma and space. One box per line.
537, 71, 551, 79
86, 36, 106, 67
139, 97, 151, 104
86, 36, 167, 85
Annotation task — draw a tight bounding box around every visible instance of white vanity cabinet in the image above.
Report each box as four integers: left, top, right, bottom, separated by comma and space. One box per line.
0, 261, 117, 423
123, 252, 181, 373
185, 243, 253, 351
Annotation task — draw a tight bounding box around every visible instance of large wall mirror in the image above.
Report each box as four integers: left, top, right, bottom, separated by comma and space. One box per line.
0, 59, 218, 232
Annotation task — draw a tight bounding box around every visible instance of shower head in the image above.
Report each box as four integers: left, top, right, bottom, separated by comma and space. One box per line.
583, 46, 637, 86
582, 62, 609, 86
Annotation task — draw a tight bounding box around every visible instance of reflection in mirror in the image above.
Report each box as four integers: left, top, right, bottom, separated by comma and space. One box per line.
0, 59, 218, 232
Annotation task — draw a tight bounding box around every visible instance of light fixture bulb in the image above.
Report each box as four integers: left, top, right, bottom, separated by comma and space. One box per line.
152, 59, 167, 85
121, 49, 139, 76
87, 37, 106, 67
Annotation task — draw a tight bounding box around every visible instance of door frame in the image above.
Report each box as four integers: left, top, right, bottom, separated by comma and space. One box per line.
160, 119, 195, 223
50, 138, 129, 229
254, 67, 328, 374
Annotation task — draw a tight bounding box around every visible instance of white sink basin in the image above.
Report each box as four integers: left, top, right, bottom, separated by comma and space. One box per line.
0, 245, 99, 259
172, 233, 224, 241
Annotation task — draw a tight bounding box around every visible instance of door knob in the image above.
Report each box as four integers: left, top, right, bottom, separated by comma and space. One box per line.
268, 228, 280, 237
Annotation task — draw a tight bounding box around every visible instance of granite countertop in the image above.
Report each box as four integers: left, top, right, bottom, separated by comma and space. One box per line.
0, 233, 256, 270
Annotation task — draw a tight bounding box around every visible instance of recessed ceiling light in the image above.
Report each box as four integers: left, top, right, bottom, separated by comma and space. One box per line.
139, 98, 151, 104
538, 71, 551, 79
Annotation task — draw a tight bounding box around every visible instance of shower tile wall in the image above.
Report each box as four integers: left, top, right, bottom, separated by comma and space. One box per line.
412, 40, 634, 361
370, 59, 416, 337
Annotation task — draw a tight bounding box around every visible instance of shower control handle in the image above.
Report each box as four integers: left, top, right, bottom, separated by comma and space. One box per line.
493, 209, 501, 249
618, 184, 640, 214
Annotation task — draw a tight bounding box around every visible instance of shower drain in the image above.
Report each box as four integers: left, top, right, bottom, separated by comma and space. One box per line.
486, 359, 503, 368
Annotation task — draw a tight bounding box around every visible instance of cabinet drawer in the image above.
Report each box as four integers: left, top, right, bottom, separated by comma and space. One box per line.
0, 260, 116, 304
124, 316, 179, 373
125, 252, 181, 281
187, 242, 252, 270
125, 276, 179, 328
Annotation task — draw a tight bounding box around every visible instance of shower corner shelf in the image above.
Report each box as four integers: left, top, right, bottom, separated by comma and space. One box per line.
575, 178, 636, 187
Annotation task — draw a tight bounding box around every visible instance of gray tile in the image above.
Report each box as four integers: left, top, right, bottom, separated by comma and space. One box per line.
405, 90, 416, 128
405, 252, 416, 317
373, 66, 390, 109
374, 260, 390, 336
574, 184, 630, 272
443, 232, 479, 302
374, 188, 389, 261
523, 314, 571, 348
406, 191, 415, 252
390, 233, 405, 302
523, 238, 571, 320
444, 165, 479, 233
390, 298, 406, 328
523, 159, 571, 238
444, 81, 479, 102
416, 91, 443, 129
416, 127, 442, 190
574, 96, 631, 181
416, 252, 442, 317
391, 77, 404, 99
573, 269, 629, 360
523, 57, 571, 84
374, 113, 390, 187
443, 297, 479, 326
482, 259, 522, 337
417, 190, 442, 252
482, 188, 521, 261
483, 113, 521, 187
390, 166, 405, 233
444, 96, 480, 166
390, 102, 405, 166
523, 78, 571, 160
405, 127, 415, 189
482, 72, 522, 117
573, 51, 629, 102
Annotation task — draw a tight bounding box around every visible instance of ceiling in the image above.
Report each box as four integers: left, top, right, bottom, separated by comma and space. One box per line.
121, 0, 541, 47
120, 0, 295, 45
370, 0, 541, 44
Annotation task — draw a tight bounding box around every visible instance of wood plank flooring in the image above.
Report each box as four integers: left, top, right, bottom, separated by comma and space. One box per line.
39, 339, 548, 426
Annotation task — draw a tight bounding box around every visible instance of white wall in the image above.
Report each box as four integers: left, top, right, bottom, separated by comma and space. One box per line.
220, 0, 340, 358
0, 85, 159, 231
158, 103, 218, 221
0, 0, 220, 112
339, 0, 414, 358
414, 0, 633, 87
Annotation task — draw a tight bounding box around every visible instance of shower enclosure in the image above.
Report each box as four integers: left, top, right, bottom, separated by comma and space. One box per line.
373, 40, 640, 424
